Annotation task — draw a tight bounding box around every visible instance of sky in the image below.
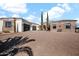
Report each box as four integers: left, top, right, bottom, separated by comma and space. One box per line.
0, 3, 79, 25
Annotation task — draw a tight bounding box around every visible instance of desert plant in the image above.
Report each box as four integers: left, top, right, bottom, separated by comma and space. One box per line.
3, 30, 10, 33
0, 36, 35, 56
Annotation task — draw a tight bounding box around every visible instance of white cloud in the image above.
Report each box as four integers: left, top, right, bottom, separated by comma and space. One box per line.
26, 15, 36, 20
25, 15, 40, 23
0, 15, 7, 18
49, 7, 65, 18
43, 3, 71, 21
62, 4, 71, 11
24, 15, 35, 22
74, 18, 79, 23
57, 3, 71, 11
43, 7, 65, 21
12, 14, 20, 18
0, 3, 27, 14
57, 3, 61, 6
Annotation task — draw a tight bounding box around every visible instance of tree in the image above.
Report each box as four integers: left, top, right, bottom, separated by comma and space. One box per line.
46, 12, 50, 31
41, 11, 43, 30
14, 18, 16, 32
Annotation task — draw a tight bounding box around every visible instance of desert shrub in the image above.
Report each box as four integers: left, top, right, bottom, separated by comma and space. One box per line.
3, 30, 10, 33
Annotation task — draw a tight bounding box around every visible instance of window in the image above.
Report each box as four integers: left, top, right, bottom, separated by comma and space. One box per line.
5, 21, 12, 27
32, 26, 36, 30
65, 23, 71, 29
53, 25, 56, 29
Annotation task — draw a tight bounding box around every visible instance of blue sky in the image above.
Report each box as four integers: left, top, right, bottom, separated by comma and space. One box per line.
0, 3, 79, 24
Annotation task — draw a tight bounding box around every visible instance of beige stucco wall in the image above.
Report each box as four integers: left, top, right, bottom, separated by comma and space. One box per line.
2, 19, 15, 33
31, 24, 39, 31
0, 20, 3, 32
16, 19, 23, 32
50, 21, 76, 32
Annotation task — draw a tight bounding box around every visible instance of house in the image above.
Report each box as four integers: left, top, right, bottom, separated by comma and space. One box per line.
39, 12, 77, 32
30, 23, 39, 31
43, 20, 77, 32
0, 17, 39, 33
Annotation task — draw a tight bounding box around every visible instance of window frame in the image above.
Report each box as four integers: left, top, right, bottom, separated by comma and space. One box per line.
65, 23, 71, 29
53, 24, 56, 29
5, 21, 12, 28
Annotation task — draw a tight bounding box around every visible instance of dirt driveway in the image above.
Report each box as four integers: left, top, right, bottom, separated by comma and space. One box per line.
0, 31, 79, 56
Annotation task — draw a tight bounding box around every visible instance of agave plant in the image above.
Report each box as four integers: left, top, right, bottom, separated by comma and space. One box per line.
0, 36, 35, 56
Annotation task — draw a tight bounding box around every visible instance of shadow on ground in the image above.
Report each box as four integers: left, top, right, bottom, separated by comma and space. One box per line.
0, 36, 35, 56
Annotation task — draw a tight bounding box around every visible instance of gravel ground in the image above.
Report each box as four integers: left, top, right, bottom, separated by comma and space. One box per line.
0, 31, 79, 56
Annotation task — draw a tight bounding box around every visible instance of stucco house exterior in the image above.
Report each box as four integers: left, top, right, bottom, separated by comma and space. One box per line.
43, 20, 77, 32
0, 18, 39, 33
0, 17, 77, 33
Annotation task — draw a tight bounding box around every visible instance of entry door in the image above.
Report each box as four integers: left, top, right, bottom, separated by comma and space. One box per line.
32, 26, 36, 30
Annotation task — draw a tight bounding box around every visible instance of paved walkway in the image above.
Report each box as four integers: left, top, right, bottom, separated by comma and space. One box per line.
0, 31, 79, 56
